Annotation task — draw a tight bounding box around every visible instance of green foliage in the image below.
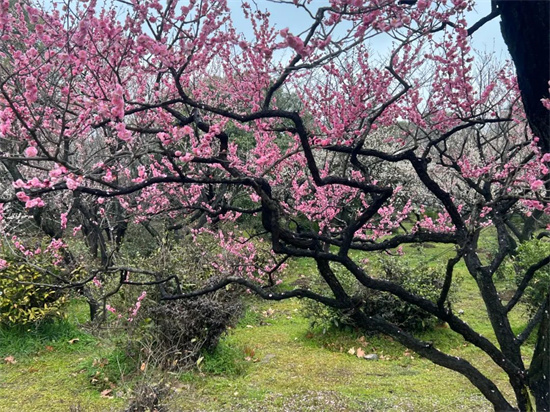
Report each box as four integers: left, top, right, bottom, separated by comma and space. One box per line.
95, 232, 246, 375
117, 223, 159, 259
119, 232, 219, 285
301, 263, 358, 331
496, 238, 550, 315
303, 255, 452, 333
199, 340, 247, 376
0, 261, 67, 325
0, 316, 94, 357
101, 233, 221, 321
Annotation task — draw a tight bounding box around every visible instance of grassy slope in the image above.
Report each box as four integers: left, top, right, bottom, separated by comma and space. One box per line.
168, 298, 501, 411
0, 308, 125, 412
0, 242, 533, 411
0, 350, 123, 412
167, 241, 528, 411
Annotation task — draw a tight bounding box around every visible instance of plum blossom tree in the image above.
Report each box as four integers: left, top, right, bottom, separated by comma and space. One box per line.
0, 0, 549, 410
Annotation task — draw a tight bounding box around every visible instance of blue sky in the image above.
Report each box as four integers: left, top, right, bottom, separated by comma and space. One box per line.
227, 0, 509, 58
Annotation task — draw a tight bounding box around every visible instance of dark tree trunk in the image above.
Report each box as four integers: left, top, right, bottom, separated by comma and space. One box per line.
497, 2, 550, 409
78, 285, 100, 322
529, 294, 550, 412
496, 0, 550, 150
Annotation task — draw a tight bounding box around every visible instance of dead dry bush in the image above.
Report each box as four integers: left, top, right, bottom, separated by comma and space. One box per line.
128, 277, 243, 371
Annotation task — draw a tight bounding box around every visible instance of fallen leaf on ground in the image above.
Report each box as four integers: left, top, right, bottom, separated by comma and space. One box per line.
243, 346, 255, 358
4, 356, 16, 365
45, 345, 54, 352
262, 308, 275, 317
100, 389, 113, 398
356, 347, 365, 358
347, 347, 355, 355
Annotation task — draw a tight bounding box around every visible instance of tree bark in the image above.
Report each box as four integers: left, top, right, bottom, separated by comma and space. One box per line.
529, 294, 550, 412
497, 2, 550, 409
496, 0, 550, 150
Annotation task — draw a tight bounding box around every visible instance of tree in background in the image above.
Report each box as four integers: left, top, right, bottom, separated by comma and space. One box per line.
0, 0, 548, 409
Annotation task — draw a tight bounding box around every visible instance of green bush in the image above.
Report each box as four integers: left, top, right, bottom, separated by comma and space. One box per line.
0, 262, 67, 325
303, 255, 451, 333
496, 238, 550, 316
359, 257, 449, 331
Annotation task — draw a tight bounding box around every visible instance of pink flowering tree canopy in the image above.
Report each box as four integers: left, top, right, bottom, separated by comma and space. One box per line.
0, 0, 549, 410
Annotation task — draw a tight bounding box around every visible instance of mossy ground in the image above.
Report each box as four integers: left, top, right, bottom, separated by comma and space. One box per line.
166, 297, 505, 411
0, 244, 533, 411
0, 315, 125, 411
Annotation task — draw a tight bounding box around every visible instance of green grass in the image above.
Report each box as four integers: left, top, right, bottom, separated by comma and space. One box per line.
200, 341, 248, 376
79, 347, 138, 389
162, 240, 527, 411
0, 317, 125, 411
0, 318, 94, 358
167, 298, 498, 411
0, 241, 535, 411
0, 300, 130, 411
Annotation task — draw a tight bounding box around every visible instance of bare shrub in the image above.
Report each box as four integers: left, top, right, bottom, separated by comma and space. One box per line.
124, 382, 170, 412
129, 277, 243, 371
